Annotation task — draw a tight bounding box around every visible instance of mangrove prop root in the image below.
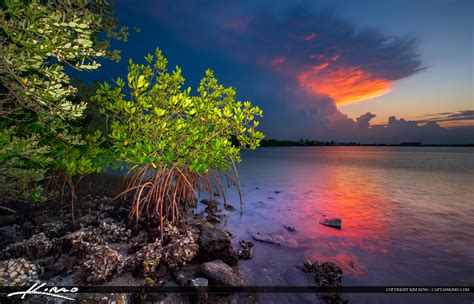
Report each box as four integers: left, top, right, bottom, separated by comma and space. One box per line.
116, 165, 241, 236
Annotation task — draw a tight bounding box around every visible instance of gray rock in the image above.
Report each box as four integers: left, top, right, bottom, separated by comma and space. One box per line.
248, 231, 282, 245
201, 260, 244, 287
198, 226, 238, 266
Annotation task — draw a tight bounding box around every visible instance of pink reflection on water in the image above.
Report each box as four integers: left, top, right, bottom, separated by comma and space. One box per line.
293, 162, 391, 278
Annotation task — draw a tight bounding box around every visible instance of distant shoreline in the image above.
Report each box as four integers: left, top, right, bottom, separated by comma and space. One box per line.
259, 140, 474, 147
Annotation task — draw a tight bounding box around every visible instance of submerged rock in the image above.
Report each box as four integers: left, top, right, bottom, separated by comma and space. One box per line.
82, 245, 125, 284
224, 204, 237, 211
200, 199, 219, 209
206, 213, 224, 224
248, 231, 282, 245
198, 226, 238, 266
204, 206, 221, 214
283, 225, 296, 232
1, 232, 53, 260
307, 261, 342, 286
238, 240, 254, 260
302, 260, 347, 304
201, 260, 244, 287
250, 201, 270, 209
0, 258, 43, 286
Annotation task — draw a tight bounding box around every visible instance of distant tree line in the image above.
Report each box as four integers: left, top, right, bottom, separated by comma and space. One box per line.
260, 139, 473, 147
260, 139, 357, 146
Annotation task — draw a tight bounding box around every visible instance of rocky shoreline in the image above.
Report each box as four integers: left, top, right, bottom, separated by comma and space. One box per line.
0, 194, 348, 303
0, 195, 258, 303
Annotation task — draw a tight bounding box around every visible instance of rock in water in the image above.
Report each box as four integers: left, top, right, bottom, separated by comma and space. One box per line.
206, 213, 223, 224
0, 258, 42, 286
319, 218, 342, 229
224, 204, 237, 211
248, 231, 282, 245
238, 240, 254, 259
283, 225, 296, 232
301, 260, 347, 304
82, 245, 125, 284
198, 226, 238, 266
201, 260, 244, 287
200, 199, 219, 208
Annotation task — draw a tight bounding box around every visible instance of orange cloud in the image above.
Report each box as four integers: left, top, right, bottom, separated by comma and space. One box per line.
298, 65, 392, 105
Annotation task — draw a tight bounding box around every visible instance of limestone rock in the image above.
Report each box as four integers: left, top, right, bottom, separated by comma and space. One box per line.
129, 239, 162, 277
162, 230, 199, 270
82, 245, 124, 284
0, 258, 43, 286
201, 260, 244, 287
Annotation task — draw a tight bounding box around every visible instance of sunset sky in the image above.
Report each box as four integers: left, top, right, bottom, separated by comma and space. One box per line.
92, 0, 473, 144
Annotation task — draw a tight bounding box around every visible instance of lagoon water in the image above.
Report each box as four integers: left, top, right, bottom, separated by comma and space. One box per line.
210, 147, 474, 303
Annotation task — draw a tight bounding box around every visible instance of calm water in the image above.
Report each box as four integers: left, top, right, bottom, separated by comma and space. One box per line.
208, 147, 474, 303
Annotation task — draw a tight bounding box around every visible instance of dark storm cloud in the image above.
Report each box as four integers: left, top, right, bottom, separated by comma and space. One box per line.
146, 0, 425, 105
124, 0, 472, 144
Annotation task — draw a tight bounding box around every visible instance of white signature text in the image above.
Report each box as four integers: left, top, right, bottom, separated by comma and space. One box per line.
7, 282, 78, 301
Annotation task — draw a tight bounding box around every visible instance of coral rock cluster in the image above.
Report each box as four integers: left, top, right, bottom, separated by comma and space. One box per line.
0, 258, 42, 285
